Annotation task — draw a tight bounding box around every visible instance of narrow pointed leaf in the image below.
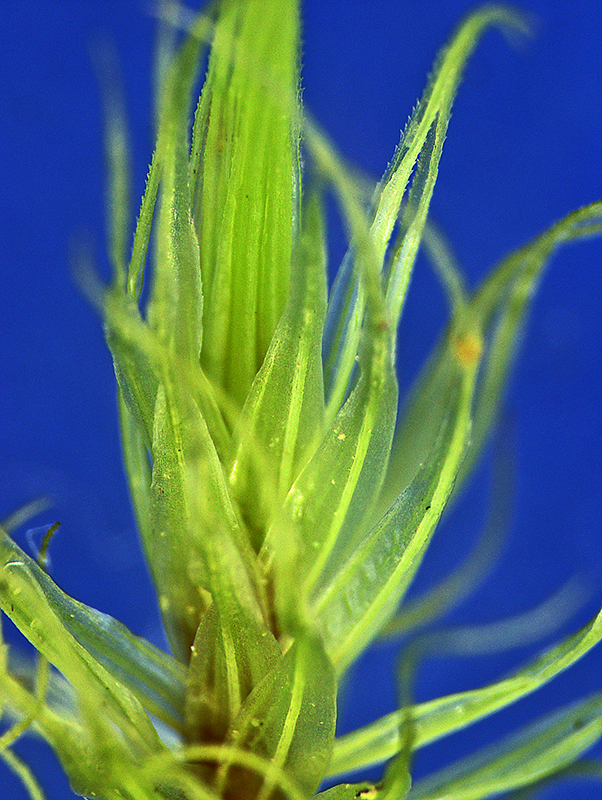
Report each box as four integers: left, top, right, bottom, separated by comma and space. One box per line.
329, 604, 602, 776
269, 123, 398, 631
313, 326, 480, 674
185, 604, 280, 745
380, 200, 602, 515
147, 13, 212, 364
0, 529, 163, 753
323, 6, 527, 418
407, 692, 602, 800
227, 192, 327, 549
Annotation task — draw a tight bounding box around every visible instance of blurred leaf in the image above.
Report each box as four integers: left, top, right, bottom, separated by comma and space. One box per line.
407, 692, 602, 799
380, 199, 602, 514
0, 526, 185, 733
330, 604, 602, 776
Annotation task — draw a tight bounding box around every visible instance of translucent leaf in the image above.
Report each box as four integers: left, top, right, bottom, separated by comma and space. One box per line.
0, 530, 163, 758
313, 323, 480, 674
329, 604, 602, 776
105, 290, 159, 446
227, 191, 327, 549
153, 371, 269, 659
317, 782, 380, 800
197, 0, 301, 406
146, 12, 212, 364
222, 634, 336, 799
0, 748, 46, 800
106, 285, 268, 659
184, 603, 280, 746
407, 692, 602, 799
0, 526, 185, 733
380, 199, 602, 515
323, 5, 527, 418
267, 123, 398, 634
458, 199, 602, 490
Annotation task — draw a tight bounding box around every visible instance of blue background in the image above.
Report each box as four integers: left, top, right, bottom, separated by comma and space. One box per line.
1, 1, 602, 798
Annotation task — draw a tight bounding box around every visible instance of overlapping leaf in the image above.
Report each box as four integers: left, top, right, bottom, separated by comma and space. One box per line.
407, 693, 602, 799
222, 634, 336, 799
329, 604, 602, 777
196, 0, 301, 407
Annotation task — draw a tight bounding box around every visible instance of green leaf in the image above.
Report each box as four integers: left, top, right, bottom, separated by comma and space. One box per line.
313, 322, 479, 674
407, 692, 602, 799
105, 290, 159, 446
329, 604, 602, 777
379, 199, 602, 516
184, 604, 281, 746
222, 634, 336, 799
323, 5, 527, 419
317, 783, 381, 800
267, 123, 398, 637
0, 526, 185, 733
106, 285, 268, 659
152, 371, 269, 659
458, 199, 602, 490
227, 191, 327, 550
0, 530, 163, 762
146, 12, 211, 365
197, 0, 301, 406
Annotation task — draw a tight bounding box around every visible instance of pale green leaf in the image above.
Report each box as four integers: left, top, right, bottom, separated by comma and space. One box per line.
267, 123, 397, 635
329, 604, 602, 777
146, 14, 213, 365
107, 286, 267, 659
317, 783, 381, 800
380, 200, 602, 516
0, 529, 162, 755
184, 604, 280, 745
0, 526, 185, 732
312, 329, 478, 674
407, 692, 602, 799
0, 748, 46, 800
323, 5, 527, 419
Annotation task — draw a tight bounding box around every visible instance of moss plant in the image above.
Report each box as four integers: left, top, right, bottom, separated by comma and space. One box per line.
2, 2, 602, 799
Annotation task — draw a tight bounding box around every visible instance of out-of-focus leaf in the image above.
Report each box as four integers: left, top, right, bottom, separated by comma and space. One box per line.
329, 604, 602, 776
317, 783, 381, 800
407, 692, 602, 799
0, 527, 185, 733
0, 530, 163, 757
380, 200, 602, 515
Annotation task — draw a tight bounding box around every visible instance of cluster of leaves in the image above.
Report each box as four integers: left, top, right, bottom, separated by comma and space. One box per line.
1, 2, 602, 799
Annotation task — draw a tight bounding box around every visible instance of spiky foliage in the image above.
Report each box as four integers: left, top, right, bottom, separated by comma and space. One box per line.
2, 2, 602, 799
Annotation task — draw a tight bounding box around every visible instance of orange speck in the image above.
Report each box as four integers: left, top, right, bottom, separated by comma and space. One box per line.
453, 330, 483, 367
